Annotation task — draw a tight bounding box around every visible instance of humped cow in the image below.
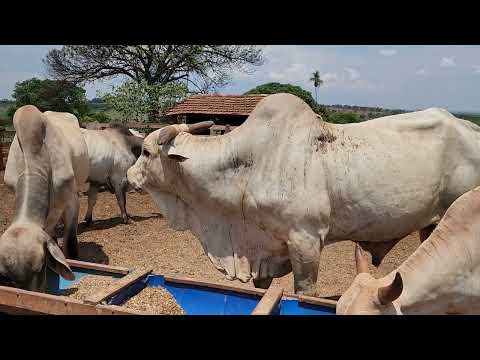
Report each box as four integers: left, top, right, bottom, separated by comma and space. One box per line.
1, 105, 88, 291
127, 93, 480, 295
81, 124, 144, 225
337, 186, 480, 315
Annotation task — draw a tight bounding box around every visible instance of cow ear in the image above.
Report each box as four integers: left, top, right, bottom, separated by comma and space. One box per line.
46, 237, 75, 281
166, 144, 190, 161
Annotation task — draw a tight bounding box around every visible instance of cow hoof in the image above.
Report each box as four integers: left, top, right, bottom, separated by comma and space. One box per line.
123, 218, 132, 225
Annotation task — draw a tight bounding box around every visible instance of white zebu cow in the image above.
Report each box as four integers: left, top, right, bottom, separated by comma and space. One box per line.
127, 93, 480, 295
1, 105, 88, 291
81, 125, 144, 224
337, 186, 480, 315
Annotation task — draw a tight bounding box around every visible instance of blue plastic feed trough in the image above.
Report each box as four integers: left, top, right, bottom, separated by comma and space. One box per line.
47, 268, 336, 315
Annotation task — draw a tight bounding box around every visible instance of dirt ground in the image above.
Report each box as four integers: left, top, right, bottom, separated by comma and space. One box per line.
0, 170, 420, 297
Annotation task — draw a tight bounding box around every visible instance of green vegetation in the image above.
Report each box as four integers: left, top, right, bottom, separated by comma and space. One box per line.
453, 112, 480, 126
328, 111, 363, 124
100, 80, 188, 122
12, 78, 88, 117
244, 82, 330, 120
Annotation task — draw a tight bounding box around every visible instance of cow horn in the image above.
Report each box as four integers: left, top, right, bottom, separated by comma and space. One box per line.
377, 272, 403, 305
355, 243, 369, 274
186, 121, 214, 134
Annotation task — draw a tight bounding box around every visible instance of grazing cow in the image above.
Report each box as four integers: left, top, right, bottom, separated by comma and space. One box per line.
337, 186, 480, 315
127, 93, 480, 295
1, 105, 89, 291
81, 125, 144, 225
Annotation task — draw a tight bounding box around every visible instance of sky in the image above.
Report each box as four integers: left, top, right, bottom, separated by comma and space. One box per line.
1, 45, 480, 113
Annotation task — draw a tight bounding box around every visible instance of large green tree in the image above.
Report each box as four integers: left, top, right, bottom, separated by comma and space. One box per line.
244, 82, 329, 120
44, 45, 264, 93
12, 78, 88, 117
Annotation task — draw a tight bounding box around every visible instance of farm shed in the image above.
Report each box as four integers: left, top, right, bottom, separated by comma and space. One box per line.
166, 94, 268, 135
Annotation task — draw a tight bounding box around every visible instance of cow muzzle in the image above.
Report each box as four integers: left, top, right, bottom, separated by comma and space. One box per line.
126, 167, 145, 194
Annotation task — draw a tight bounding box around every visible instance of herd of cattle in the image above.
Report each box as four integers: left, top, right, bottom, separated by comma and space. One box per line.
2, 93, 480, 315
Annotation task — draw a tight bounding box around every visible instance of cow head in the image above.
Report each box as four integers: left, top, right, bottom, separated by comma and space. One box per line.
336, 244, 403, 315
0, 224, 74, 292
127, 122, 214, 193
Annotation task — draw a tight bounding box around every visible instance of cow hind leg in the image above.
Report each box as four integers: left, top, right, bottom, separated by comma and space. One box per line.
114, 184, 130, 224
62, 192, 80, 260
419, 224, 436, 243
84, 183, 99, 225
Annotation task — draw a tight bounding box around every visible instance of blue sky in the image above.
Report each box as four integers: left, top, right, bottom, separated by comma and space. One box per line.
1, 45, 480, 113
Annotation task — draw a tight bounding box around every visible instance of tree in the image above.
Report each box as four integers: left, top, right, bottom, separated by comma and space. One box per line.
101, 80, 188, 122
12, 78, 88, 117
244, 82, 329, 120
328, 111, 363, 124
44, 45, 264, 93
309, 70, 323, 104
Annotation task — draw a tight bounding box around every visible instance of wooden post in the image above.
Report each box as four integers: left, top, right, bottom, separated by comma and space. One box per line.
251, 286, 284, 315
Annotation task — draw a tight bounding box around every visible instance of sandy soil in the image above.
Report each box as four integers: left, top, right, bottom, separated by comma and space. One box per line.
0, 170, 420, 297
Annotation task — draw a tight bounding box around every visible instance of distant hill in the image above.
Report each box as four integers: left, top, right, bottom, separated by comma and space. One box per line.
325, 104, 407, 122
325, 104, 480, 126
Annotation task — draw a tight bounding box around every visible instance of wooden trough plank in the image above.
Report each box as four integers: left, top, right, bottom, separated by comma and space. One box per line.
164, 274, 267, 297
66, 259, 130, 275
0, 285, 133, 315
297, 294, 337, 309
84, 269, 152, 305
251, 286, 284, 315
96, 304, 151, 315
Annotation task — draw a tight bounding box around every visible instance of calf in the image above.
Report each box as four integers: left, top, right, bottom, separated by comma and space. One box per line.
81, 125, 143, 225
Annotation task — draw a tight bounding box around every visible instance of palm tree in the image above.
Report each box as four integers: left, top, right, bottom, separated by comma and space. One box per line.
310, 70, 323, 104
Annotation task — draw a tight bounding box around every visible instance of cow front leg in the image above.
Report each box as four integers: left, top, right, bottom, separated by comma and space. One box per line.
62, 191, 80, 260
84, 183, 99, 225
287, 230, 323, 296
419, 224, 436, 243
114, 184, 130, 224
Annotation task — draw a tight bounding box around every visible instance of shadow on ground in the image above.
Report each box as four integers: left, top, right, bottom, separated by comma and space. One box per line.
77, 214, 162, 234
78, 241, 110, 264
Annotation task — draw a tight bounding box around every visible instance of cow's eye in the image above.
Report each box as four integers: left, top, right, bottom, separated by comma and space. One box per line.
143, 149, 150, 157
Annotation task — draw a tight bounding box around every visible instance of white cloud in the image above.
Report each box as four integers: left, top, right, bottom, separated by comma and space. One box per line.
268, 71, 284, 80
322, 72, 338, 84
416, 68, 430, 76
473, 65, 480, 74
379, 49, 397, 56
344, 67, 360, 81
440, 57, 456, 67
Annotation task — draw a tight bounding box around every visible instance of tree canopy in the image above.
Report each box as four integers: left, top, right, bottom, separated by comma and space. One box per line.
244, 82, 329, 120
44, 45, 264, 93
12, 78, 88, 117
101, 80, 188, 122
